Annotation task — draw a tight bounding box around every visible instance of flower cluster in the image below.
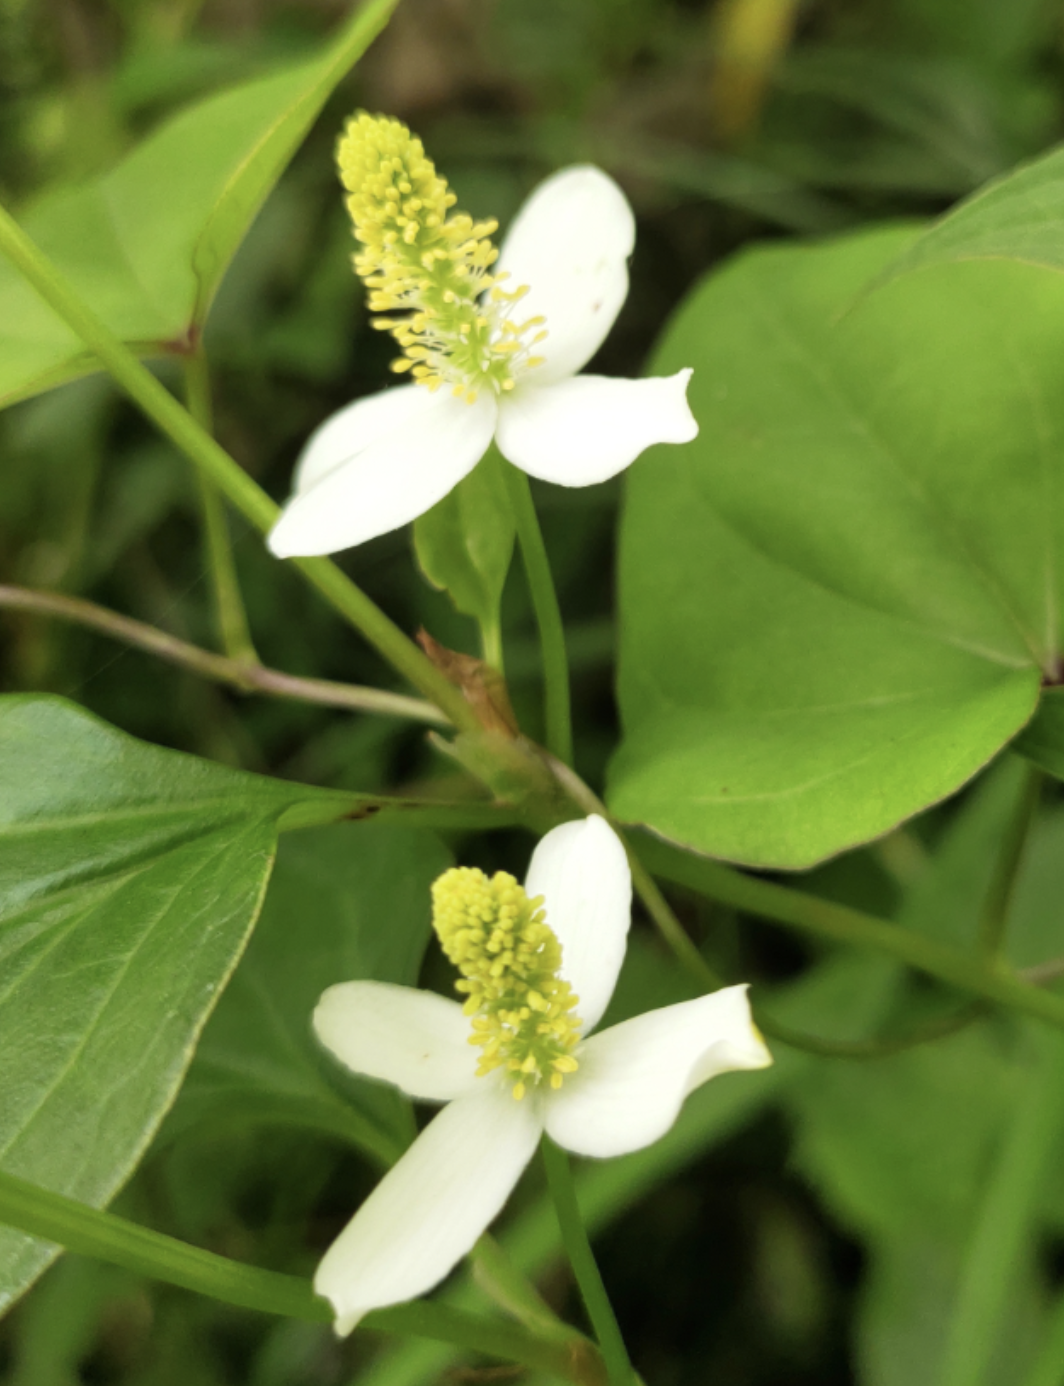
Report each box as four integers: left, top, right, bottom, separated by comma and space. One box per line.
337, 113, 546, 400
267, 115, 698, 559
311, 817, 771, 1336
432, 866, 582, 1097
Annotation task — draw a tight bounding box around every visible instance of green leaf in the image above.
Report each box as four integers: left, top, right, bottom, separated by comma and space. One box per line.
611, 224, 1054, 867
1014, 686, 1064, 781
790, 1024, 1018, 1244
168, 822, 451, 1167
0, 694, 383, 1311
900, 755, 1030, 952
875, 144, 1064, 290
0, 0, 398, 411
783, 786, 1035, 1253
413, 449, 516, 663
858, 1236, 1044, 1386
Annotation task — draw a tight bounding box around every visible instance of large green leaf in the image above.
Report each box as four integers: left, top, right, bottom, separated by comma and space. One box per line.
877, 143, 1064, 289
169, 823, 451, 1167
0, 0, 398, 410
611, 224, 1057, 867
0, 693, 403, 1310
785, 768, 1033, 1262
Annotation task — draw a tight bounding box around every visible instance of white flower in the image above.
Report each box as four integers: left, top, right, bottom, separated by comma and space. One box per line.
311, 815, 771, 1335
267, 115, 697, 558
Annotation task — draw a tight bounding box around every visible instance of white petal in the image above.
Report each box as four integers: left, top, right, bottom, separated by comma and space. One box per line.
314, 1086, 542, 1335
497, 371, 697, 486
292, 386, 430, 495
523, 816, 631, 1034
313, 981, 479, 1103
544, 985, 772, 1159
496, 166, 635, 385
267, 387, 497, 556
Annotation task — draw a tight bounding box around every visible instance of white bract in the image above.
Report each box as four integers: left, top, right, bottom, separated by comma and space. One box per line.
312, 815, 771, 1335
267, 115, 697, 558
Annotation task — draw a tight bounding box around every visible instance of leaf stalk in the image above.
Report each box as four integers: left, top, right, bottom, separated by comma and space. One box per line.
503, 462, 574, 765
0, 1170, 601, 1383
0, 199, 480, 735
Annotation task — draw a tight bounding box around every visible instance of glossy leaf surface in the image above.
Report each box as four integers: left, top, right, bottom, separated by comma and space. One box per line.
612, 226, 1057, 866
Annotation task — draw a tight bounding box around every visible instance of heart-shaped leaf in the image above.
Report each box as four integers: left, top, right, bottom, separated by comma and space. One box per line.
611, 225, 1056, 867
876, 143, 1064, 288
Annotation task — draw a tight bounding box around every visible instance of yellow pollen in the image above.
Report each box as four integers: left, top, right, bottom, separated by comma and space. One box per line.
431, 867, 582, 1099
337, 113, 548, 396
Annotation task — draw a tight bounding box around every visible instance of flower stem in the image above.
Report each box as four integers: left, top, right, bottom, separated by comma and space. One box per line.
630, 845, 988, 1058
637, 832, 1064, 1032
0, 583, 448, 724
503, 462, 573, 764
0, 1167, 327, 1321
471, 1233, 583, 1345
0, 199, 481, 735
978, 764, 1042, 957
183, 350, 259, 664
541, 1137, 633, 1386
0, 1169, 598, 1381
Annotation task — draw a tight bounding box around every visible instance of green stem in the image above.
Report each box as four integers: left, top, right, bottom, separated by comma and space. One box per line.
543, 751, 721, 984
629, 850, 726, 986
978, 765, 1042, 957
0, 1170, 594, 1381
759, 1002, 985, 1060
0, 1167, 326, 1321
634, 842, 987, 1058
0, 200, 480, 735
503, 463, 573, 764
0, 583, 447, 724
480, 617, 505, 676
471, 1233, 585, 1346
184, 350, 258, 664
541, 1138, 633, 1386
637, 833, 1064, 1031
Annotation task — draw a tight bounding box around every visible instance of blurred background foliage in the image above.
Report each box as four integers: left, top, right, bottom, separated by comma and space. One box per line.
3, 0, 1064, 1383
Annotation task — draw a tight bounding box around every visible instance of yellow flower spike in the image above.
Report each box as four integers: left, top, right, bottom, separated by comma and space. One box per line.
337, 113, 548, 398
431, 866, 583, 1098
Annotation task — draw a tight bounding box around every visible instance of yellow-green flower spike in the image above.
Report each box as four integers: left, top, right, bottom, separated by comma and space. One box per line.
431, 867, 582, 1100
337, 113, 547, 402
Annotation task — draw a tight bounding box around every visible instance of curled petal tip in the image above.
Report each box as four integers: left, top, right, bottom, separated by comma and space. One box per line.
497, 370, 700, 487
666, 367, 699, 443
709, 983, 774, 1071
326, 1300, 364, 1339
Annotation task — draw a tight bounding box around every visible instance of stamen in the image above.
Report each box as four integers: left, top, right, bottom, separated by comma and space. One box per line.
337, 114, 548, 396
431, 867, 582, 1098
